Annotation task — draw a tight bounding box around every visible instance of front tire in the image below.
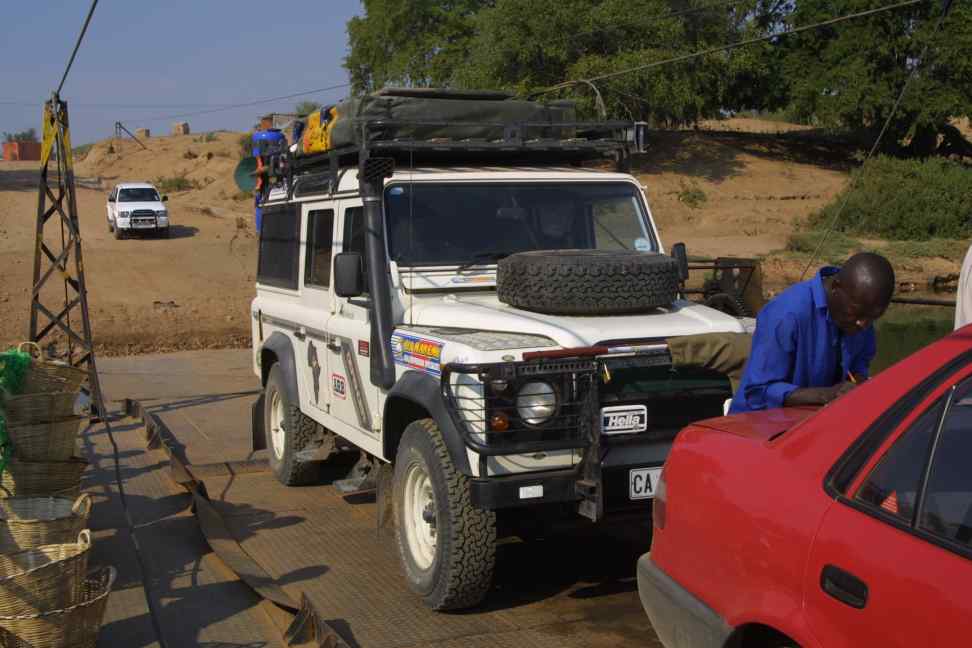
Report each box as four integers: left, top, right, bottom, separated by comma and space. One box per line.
113, 226, 124, 240
263, 364, 319, 486
393, 419, 496, 610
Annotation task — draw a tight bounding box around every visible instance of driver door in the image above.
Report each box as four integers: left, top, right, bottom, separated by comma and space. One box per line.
323, 201, 380, 454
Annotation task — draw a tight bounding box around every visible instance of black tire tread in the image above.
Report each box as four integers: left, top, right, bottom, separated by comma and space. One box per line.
497, 249, 680, 315
280, 402, 320, 486
399, 418, 496, 610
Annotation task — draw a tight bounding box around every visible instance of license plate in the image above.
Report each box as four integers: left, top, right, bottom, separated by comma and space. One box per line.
629, 467, 663, 500
133, 220, 155, 228
601, 404, 648, 435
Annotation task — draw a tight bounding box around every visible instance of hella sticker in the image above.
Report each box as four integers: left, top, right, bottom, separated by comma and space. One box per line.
601, 405, 648, 435
331, 374, 347, 400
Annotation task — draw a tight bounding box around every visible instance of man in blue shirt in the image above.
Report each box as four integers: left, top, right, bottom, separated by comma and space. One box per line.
729, 253, 895, 413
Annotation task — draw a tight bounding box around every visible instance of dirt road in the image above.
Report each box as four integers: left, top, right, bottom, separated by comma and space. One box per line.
0, 153, 257, 355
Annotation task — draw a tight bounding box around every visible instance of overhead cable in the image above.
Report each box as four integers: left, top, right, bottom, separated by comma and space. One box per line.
57, 0, 99, 95
133, 82, 352, 124
531, 0, 927, 96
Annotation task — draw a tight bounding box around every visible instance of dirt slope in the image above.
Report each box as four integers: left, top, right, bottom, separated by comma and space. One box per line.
0, 121, 962, 356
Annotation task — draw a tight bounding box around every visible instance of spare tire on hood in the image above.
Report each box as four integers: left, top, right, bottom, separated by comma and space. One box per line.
496, 249, 680, 316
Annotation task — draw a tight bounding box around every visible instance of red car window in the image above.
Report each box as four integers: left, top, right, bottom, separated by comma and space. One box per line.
919, 382, 972, 550
855, 397, 943, 523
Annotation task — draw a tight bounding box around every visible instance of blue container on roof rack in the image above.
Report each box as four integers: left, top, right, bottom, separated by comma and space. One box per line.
251, 128, 286, 157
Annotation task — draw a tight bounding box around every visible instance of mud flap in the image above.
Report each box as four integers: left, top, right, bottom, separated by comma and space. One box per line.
375, 462, 394, 537
252, 393, 266, 451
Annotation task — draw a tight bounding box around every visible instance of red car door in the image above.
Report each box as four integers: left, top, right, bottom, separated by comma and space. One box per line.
804, 371, 972, 647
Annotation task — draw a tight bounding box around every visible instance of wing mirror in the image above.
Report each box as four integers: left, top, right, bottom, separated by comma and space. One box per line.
334, 252, 365, 297
107, 196, 115, 202
162, 195, 168, 202
671, 242, 690, 282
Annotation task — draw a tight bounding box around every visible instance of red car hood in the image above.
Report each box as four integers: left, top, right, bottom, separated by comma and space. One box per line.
693, 406, 819, 441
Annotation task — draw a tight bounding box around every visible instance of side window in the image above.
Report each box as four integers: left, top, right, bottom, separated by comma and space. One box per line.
855, 397, 944, 522
343, 206, 368, 291
304, 209, 334, 288
919, 382, 972, 548
257, 203, 300, 290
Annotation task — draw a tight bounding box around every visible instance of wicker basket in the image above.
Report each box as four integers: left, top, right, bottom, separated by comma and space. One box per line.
0, 531, 91, 616
7, 419, 80, 462
0, 496, 91, 554
16, 345, 87, 397
1, 393, 79, 426
0, 565, 113, 648
0, 459, 87, 499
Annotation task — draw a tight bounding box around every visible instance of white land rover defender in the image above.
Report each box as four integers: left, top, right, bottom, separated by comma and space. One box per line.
247, 89, 747, 611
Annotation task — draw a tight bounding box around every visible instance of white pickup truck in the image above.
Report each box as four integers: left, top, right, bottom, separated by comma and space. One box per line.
106, 182, 170, 239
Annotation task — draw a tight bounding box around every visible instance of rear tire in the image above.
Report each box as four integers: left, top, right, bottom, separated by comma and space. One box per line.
393, 418, 496, 610
263, 364, 320, 486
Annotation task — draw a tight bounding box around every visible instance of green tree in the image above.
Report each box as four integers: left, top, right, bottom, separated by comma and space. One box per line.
3, 128, 38, 143
345, 0, 491, 92
780, 0, 972, 154
454, 0, 783, 125
295, 100, 322, 116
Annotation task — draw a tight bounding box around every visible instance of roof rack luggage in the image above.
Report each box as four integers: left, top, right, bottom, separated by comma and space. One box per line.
255, 88, 648, 199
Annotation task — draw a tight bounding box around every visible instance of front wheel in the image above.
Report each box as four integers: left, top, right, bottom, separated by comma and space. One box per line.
393, 419, 496, 610
113, 226, 124, 240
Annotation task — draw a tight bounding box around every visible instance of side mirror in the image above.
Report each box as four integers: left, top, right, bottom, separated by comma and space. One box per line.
671, 242, 689, 282
334, 252, 365, 297
162, 195, 168, 202
107, 196, 115, 202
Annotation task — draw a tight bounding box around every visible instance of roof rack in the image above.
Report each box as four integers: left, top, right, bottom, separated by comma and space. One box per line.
257, 118, 648, 200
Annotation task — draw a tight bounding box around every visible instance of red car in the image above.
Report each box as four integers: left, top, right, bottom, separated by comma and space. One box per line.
638, 328, 972, 648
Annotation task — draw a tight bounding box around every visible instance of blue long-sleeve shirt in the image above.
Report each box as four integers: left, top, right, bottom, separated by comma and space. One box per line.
729, 267, 876, 414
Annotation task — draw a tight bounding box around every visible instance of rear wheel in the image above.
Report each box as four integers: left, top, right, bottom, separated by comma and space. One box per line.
393, 418, 496, 610
263, 364, 320, 486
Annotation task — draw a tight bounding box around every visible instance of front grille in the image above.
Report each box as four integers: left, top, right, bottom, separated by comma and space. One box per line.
132, 210, 155, 217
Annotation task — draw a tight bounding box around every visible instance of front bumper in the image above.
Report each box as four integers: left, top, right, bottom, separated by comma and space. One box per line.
469, 437, 671, 515
637, 553, 732, 648
117, 217, 168, 231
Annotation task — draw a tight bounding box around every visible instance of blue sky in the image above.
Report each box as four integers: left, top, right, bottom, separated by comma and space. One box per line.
0, 0, 363, 145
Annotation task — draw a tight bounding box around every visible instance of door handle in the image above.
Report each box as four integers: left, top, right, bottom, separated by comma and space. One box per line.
821, 564, 868, 609
293, 330, 306, 341
326, 336, 342, 351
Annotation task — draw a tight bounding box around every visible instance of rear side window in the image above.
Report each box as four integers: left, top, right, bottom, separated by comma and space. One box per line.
305, 209, 334, 288
855, 398, 943, 522
919, 384, 972, 548
257, 203, 300, 290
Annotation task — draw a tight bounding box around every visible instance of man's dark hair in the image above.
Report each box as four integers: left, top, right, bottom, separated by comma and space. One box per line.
839, 252, 895, 306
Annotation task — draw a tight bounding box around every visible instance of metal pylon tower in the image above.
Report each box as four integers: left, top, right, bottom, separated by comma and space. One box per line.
29, 95, 106, 413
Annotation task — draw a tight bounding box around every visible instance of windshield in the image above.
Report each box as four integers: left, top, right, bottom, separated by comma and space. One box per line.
385, 182, 655, 267
118, 188, 160, 202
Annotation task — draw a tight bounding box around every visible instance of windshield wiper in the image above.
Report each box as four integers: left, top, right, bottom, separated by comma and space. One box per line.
456, 251, 512, 271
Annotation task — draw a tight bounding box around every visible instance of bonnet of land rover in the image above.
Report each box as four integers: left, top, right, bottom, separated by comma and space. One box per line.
245, 87, 749, 611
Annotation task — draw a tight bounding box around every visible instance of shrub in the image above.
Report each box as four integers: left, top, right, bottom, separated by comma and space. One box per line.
238, 133, 253, 159
183, 149, 198, 160
786, 230, 861, 264
155, 174, 200, 193
194, 132, 218, 143
809, 156, 972, 240
677, 181, 707, 209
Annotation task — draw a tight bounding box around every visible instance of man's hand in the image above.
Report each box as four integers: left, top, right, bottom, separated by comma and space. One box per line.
784, 381, 856, 406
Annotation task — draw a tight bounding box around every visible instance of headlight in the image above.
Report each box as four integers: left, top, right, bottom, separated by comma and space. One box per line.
516, 381, 557, 425
156, 209, 167, 216
119, 211, 131, 218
